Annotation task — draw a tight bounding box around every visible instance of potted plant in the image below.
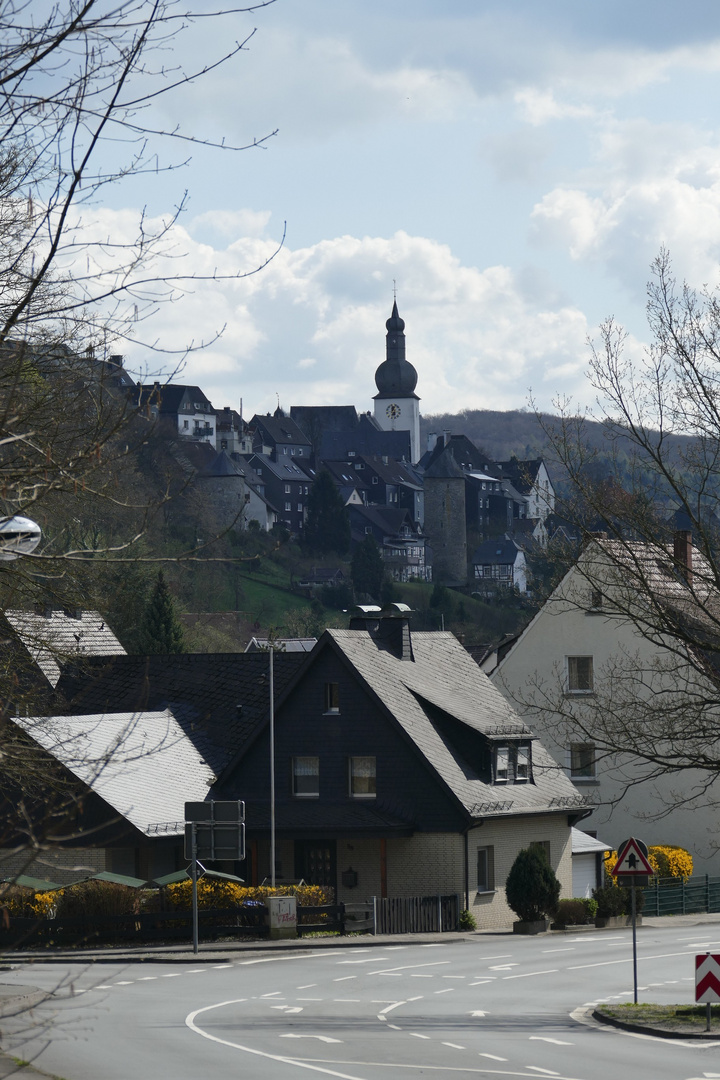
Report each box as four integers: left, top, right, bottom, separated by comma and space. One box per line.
505, 847, 560, 934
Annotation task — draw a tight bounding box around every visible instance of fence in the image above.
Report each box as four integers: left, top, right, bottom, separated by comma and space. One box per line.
644, 875, 720, 917
373, 894, 459, 934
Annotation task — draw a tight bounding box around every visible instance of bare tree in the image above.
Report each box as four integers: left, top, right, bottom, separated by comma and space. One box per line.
516, 250, 720, 805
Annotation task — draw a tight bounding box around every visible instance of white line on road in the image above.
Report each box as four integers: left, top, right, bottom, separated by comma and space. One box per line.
526, 1068, 560, 1076
334, 977, 357, 982
337, 958, 390, 965
379, 1002, 406, 1015
469, 980, 495, 986
503, 970, 558, 980
262, 991, 283, 997
185, 969, 205, 973
479, 1053, 507, 1061
333, 999, 360, 1003
369, 962, 451, 974
298, 984, 317, 988
114, 980, 134, 985
469, 1010, 488, 1017
409, 1033, 430, 1039
442, 975, 465, 979
434, 988, 454, 994
442, 1042, 465, 1049
137, 976, 158, 981
281, 1035, 343, 1044
542, 948, 575, 953
529, 1037, 573, 1045
162, 973, 182, 978
213, 965, 233, 969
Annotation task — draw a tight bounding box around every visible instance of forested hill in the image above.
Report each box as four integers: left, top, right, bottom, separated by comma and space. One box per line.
419, 409, 554, 464
419, 408, 695, 487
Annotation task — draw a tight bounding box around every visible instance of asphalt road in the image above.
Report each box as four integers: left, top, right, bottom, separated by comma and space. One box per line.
2, 925, 720, 1080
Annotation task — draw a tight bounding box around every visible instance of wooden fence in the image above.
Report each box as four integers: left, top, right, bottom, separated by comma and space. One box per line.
373, 894, 459, 934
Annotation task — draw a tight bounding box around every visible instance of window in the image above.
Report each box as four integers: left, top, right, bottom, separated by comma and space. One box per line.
324, 682, 340, 713
284, 502, 291, 512
530, 840, 551, 864
298, 449, 303, 456
372, 476, 379, 484
567, 656, 593, 693
297, 503, 303, 513
349, 756, 376, 797
365, 526, 373, 534
183, 420, 189, 429
292, 756, 319, 797
220, 439, 227, 450
290, 448, 296, 456
570, 743, 596, 779
304, 486, 309, 495
590, 589, 603, 610
285, 484, 291, 493
495, 746, 509, 782
516, 745, 530, 781
477, 846, 495, 892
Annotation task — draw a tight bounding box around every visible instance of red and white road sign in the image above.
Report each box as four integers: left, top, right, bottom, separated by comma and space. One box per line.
696, 954, 720, 1003
611, 838, 654, 877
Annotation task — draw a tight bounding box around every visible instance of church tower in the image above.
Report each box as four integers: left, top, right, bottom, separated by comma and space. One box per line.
373, 301, 420, 463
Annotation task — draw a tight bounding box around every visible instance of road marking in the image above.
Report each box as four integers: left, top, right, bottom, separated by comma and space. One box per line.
338, 958, 390, 965
442, 1042, 465, 1049
442, 975, 465, 979
479, 1053, 507, 1061
489, 964, 518, 970
262, 991, 283, 997
114, 980, 134, 985
185, 968, 205, 973
387, 1024, 402, 1030
213, 965, 233, 969
94, 985, 113, 989
187, 1000, 376, 1080
372, 1000, 403, 1004
542, 948, 575, 953
379, 1001, 406, 1015
526, 1068, 560, 1076
421, 943, 446, 947
334, 1000, 360, 1003
137, 976, 158, 981
298, 998, 323, 1001
407, 996, 424, 1001
530, 1037, 573, 1045
410, 974, 433, 978
434, 988, 454, 994
280, 1035, 343, 1044
476, 955, 512, 961
410, 1033, 430, 1039
162, 973, 182, 978
298, 984, 317, 989
470, 1010, 488, 1017
369, 962, 451, 975
272, 1006, 303, 1014
469, 980, 495, 986
503, 970, 558, 980
334, 977, 357, 982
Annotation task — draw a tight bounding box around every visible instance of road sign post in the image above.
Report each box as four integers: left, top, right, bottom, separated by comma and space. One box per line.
611, 837, 654, 1004
184, 801, 246, 954
695, 952, 720, 1031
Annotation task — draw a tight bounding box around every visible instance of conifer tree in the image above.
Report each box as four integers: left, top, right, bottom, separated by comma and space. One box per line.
304, 470, 350, 556
351, 535, 385, 600
136, 572, 185, 654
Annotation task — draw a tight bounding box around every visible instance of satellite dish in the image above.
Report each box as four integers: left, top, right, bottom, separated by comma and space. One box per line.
0, 516, 42, 560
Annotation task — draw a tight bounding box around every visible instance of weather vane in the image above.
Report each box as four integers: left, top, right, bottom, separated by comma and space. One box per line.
393, 279, 397, 303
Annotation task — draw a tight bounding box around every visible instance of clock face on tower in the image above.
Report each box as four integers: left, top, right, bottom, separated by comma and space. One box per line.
386, 403, 401, 419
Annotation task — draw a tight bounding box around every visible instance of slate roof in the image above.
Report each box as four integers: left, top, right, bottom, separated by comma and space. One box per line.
318, 424, 410, 463
4, 609, 126, 689
571, 827, 611, 855
497, 458, 544, 495
246, 453, 309, 483
290, 405, 359, 437
251, 413, 311, 449
471, 537, 523, 567
245, 637, 317, 653
13, 709, 214, 836
325, 628, 583, 819
54, 652, 306, 776
137, 384, 213, 415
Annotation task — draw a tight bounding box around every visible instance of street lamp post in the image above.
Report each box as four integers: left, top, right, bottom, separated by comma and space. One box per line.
269, 642, 275, 888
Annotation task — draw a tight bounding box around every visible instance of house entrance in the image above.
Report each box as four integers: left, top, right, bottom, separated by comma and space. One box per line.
294, 840, 337, 892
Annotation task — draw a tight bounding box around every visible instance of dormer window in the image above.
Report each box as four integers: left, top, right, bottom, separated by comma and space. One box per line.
495, 746, 509, 783
494, 743, 531, 784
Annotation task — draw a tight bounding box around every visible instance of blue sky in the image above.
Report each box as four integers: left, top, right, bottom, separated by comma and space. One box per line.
98, 0, 720, 418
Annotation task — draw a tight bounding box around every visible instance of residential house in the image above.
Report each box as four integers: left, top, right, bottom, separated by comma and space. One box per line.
214, 609, 588, 926
4, 607, 126, 689
243, 453, 310, 536
489, 535, 720, 875
471, 535, 528, 594
250, 409, 312, 462
348, 505, 431, 583
497, 458, 555, 522
137, 383, 216, 443
216, 407, 253, 455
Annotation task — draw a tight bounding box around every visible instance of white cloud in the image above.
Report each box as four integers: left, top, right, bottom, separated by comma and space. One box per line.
76, 211, 592, 415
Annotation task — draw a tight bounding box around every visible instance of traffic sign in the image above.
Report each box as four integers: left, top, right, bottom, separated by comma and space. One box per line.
696, 954, 720, 1003
612, 837, 654, 877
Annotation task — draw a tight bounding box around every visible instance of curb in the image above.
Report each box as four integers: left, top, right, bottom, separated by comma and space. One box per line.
592, 1006, 720, 1040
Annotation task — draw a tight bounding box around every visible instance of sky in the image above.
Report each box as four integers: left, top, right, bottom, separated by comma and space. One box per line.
93, 0, 720, 419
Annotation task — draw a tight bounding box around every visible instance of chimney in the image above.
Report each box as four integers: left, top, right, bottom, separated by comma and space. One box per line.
427, 431, 437, 452
674, 529, 693, 586
443, 429, 451, 446
349, 603, 414, 661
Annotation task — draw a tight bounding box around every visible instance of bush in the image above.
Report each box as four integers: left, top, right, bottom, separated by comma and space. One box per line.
55, 880, 140, 917
593, 884, 645, 918
648, 845, 693, 881
554, 899, 589, 926
505, 847, 560, 922
162, 881, 332, 911
458, 909, 477, 931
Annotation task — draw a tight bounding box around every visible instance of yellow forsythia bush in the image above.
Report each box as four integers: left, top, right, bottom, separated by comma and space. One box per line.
603, 845, 693, 885
162, 881, 331, 911
0, 887, 62, 918
647, 845, 693, 881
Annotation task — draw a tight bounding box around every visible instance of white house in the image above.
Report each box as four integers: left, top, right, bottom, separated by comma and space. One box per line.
490, 535, 720, 876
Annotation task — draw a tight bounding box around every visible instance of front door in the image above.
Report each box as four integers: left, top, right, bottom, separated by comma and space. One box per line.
294, 840, 337, 894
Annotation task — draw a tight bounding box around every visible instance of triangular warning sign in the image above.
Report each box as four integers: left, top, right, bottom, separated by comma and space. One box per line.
611, 838, 654, 876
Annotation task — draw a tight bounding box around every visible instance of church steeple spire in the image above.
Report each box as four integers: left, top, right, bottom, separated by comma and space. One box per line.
375, 301, 418, 397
